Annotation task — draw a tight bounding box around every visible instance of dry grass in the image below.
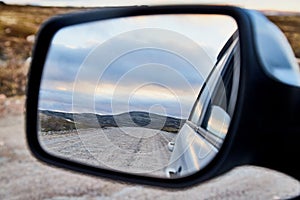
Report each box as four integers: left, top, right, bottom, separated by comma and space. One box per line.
0, 4, 299, 97
267, 15, 300, 58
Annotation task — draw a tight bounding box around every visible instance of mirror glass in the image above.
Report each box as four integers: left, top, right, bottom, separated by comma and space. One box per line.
38, 14, 240, 178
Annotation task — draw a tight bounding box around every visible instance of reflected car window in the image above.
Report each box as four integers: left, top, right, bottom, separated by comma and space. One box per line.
201, 38, 239, 138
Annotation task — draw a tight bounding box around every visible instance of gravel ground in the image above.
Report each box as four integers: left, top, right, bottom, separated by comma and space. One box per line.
0, 114, 299, 200
40, 127, 175, 177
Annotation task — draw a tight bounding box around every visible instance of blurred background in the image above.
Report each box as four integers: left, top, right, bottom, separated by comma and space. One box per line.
0, 1, 299, 199
0, 2, 299, 108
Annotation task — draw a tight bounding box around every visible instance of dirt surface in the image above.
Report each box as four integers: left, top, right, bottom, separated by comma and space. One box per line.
0, 110, 299, 199
40, 127, 175, 177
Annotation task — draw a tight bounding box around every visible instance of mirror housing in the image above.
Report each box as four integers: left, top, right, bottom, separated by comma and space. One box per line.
26, 5, 300, 188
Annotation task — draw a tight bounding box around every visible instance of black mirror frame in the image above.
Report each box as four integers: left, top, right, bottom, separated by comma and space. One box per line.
26, 5, 300, 188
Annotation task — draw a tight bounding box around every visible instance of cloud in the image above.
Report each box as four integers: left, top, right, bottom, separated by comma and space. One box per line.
42, 44, 92, 85
39, 89, 73, 111
97, 49, 205, 89
39, 15, 237, 118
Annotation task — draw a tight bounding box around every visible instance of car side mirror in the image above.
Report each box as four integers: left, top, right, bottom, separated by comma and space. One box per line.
206, 105, 230, 139
26, 5, 300, 188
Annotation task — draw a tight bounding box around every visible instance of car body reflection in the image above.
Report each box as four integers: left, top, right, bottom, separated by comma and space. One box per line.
166, 32, 240, 178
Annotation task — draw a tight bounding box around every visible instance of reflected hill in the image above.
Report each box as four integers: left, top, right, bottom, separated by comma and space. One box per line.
39, 110, 185, 133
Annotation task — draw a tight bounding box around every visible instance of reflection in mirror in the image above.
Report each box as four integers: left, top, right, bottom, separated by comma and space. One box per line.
38, 14, 239, 178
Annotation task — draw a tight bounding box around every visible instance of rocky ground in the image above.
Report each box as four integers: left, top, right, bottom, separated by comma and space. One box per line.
0, 99, 299, 200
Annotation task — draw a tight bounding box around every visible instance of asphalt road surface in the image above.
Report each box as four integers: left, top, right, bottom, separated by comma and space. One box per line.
0, 114, 299, 200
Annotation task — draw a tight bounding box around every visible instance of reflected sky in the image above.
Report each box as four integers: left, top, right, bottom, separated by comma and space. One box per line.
39, 14, 237, 118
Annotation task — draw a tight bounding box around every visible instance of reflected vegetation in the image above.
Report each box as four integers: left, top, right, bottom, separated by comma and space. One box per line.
39, 110, 184, 133
38, 14, 238, 178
